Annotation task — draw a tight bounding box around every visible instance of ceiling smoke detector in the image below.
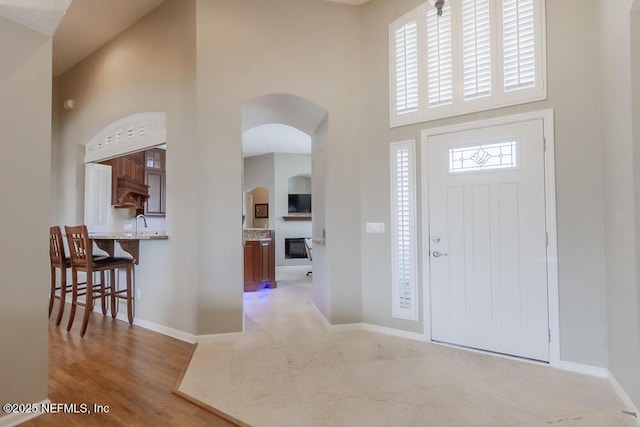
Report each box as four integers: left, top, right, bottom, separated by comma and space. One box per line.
430, 0, 445, 16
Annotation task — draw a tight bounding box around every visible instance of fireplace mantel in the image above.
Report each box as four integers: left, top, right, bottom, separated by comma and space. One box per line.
282, 216, 311, 221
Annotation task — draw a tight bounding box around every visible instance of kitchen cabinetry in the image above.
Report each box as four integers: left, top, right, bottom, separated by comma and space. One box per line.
100, 152, 149, 210
243, 230, 276, 292
144, 149, 166, 217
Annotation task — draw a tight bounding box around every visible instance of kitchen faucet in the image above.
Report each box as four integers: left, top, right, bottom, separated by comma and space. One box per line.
135, 214, 147, 236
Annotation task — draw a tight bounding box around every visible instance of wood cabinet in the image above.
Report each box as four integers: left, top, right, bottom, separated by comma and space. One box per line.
100, 152, 149, 210
243, 231, 276, 292
144, 149, 166, 217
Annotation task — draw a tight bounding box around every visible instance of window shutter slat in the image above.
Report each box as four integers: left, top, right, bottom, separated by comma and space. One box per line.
503, 0, 536, 92
395, 21, 419, 114
462, 0, 492, 101
426, 2, 453, 108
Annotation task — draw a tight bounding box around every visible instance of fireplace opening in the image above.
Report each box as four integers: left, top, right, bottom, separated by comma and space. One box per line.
285, 238, 309, 259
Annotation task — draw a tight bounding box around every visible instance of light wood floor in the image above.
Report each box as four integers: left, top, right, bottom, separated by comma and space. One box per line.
24, 301, 241, 427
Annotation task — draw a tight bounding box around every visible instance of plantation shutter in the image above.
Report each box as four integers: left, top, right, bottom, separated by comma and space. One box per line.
395, 20, 419, 115
391, 141, 418, 321
462, 0, 492, 100
388, 0, 545, 127
426, 2, 453, 108
84, 163, 112, 233
502, 0, 536, 92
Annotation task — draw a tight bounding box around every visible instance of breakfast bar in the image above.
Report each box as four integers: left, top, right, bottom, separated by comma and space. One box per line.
89, 232, 168, 264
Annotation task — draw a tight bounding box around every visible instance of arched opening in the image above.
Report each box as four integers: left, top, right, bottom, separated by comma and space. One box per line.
240, 94, 330, 316
244, 186, 269, 229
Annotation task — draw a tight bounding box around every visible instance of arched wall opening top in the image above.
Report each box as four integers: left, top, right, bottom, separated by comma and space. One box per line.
241, 93, 328, 135
84, 112, 166, 163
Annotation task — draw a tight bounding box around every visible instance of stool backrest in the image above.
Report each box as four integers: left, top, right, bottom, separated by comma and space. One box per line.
64, 225, 93, 269
49, 226, 66, 267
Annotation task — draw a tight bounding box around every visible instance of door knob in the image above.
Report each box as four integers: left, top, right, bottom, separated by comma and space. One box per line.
432, 251, 448, 257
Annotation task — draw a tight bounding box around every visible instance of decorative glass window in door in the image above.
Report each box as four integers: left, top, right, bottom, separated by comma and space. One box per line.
449, 140, 518, 173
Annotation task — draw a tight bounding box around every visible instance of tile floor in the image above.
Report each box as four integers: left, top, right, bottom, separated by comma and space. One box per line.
178, 268, 637, 427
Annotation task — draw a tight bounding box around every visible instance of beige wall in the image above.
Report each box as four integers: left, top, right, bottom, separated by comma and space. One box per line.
0, 15, 50, 407
195, 0, 363, 329
55, 0, 199, 334
360, 0, 609, 366
602, 0, 640, 407
55, 0, 363, 334
633, 17, 640, 405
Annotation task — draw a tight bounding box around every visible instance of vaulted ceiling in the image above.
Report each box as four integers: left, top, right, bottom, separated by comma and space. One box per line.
0, 0, 369, 157
0, 0, 370, 76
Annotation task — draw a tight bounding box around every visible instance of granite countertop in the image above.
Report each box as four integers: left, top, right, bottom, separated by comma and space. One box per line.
89, 232, 168, 240
243, 229, 272, 241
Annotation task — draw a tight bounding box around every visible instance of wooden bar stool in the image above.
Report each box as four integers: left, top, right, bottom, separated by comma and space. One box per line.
49, 226, 108, 326
49, 226, 76, 326
65, 225, 135, 337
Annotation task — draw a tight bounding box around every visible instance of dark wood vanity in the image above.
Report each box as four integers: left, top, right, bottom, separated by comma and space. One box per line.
243, 229, 276, 292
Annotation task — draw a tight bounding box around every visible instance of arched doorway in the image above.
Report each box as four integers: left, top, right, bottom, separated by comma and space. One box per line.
240, 94, 329, 317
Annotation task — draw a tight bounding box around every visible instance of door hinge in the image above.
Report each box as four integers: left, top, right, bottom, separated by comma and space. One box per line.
545, 232, 549, 246
543, 137, 547, 152
548, 329, 551, 343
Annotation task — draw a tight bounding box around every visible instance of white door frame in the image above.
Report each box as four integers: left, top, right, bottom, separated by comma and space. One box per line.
420, 109, 560, 366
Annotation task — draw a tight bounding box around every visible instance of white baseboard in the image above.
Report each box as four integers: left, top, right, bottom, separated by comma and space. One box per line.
114, 312, 197, 344
307, 305, 427, 342
608, 371, 640, 425
113, 312, 245, 345
310, 303, 332, 329
0, 399, 50, 427
196, 331, 244, 344
361, 323, 427, 342
554, 360, 609, 378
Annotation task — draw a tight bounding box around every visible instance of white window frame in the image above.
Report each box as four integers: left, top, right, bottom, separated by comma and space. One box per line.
389, 5, 427, 127
389, 0, 546, 127
390, 140, 419, 321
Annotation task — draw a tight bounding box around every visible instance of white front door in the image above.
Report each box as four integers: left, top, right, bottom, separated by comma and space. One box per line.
428, 119, 549, 362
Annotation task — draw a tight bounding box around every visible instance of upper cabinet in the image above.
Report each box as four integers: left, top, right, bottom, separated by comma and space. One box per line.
100, 151, 149, 210
144, 148, 166, 217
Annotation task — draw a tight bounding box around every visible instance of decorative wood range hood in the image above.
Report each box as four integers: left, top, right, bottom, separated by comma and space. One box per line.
114, 177, 149, 209
100, 152, 149, 210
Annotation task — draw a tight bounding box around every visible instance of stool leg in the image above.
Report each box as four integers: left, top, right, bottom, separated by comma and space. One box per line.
100, 271, 107, 316
127, 265, 134, 325
79, 272, 93, 337
55, 266, 67, 326
110, 269, 117, 319
49, 265, 56, 317
67, 269, 78, 332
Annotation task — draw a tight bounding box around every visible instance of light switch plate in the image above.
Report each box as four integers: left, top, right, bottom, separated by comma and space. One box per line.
366, 222, 385, 233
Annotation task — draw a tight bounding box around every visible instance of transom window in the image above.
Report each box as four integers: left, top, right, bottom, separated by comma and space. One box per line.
389, 0, 546, 127
449, 140, 518, 173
